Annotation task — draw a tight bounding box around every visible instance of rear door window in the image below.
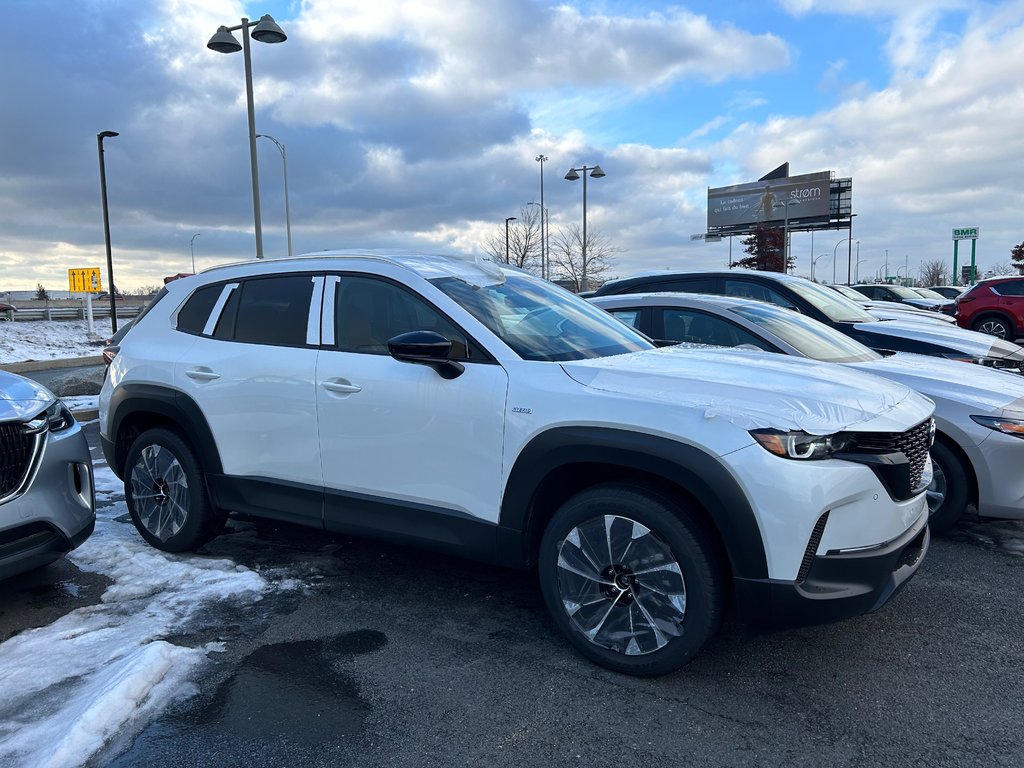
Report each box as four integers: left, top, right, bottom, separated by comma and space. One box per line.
217, 275, 317, 347
655, 308, 774, 349
722, 279, 797, 310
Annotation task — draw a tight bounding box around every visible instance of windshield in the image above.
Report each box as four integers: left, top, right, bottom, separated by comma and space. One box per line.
914, 288, 945, 300
729, 302, 881, 363
787, 280, 877, 324
431, 273, 654, 361
885, 284, 926, 299
829, 284, 870, 303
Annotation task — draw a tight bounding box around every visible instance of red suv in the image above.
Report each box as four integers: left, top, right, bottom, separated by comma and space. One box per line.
956, 276, 1024, 340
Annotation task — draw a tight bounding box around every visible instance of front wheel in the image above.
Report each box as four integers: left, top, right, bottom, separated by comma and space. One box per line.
972, 316, 1012, 339
538, 484, 724, 677
926, 440, 969, 535
124, 428, 225, 552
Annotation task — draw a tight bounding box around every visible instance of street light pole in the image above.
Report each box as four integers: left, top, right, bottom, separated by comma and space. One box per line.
856, 258, 868, 283
505, 217, 517, 263
833, 238, 850, 285
565, 164, 606, 292
811, 253, 827, 282
190, 232, 201, 273
536, 154, 548, 279
97, 130, 119, 334
208, 15, 288, 260
257, 133, 292, 257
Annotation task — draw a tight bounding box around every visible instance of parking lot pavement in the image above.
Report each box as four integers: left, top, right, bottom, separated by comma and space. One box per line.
4, 423, 1022, 767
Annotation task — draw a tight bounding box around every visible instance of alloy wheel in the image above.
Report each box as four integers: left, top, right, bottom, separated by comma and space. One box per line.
129, 444, 190, 542
555, 514, 687, 656
926, 460, 947, 515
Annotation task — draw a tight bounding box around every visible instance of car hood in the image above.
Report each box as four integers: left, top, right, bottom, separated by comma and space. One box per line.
854, 318, 1024, 359
847, 353, 1024, 415
0, 370, 55, 422
561, 346, 933, 435
867, 307, 955, 324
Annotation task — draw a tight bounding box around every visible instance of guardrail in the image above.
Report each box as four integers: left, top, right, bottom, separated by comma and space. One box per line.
1, 306, 142, 322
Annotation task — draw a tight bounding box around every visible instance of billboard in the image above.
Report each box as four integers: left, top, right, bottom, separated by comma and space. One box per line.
708, 171, 832, 231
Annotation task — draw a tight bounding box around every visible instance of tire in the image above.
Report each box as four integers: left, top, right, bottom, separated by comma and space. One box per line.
123, 428, 226, 552
538, 483, 724, 677
926, 440, 969, 535
972, 315, 1012, 340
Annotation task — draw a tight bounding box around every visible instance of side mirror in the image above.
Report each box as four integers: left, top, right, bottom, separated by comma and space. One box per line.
387, 330, 465, 380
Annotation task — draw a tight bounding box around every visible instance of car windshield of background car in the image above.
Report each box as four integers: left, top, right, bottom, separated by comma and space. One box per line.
885, 284, 927, 299
828, 284, 872, 303
914, 288, 946, 300
729, 303, 881, 363
787, 281, 877, 323
431, 273, 653, 362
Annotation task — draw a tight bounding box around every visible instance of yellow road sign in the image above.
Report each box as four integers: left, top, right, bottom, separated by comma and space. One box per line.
68, 268, 103, 293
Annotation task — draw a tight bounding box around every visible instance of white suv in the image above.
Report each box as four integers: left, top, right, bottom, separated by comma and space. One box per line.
100, 252, 934, 676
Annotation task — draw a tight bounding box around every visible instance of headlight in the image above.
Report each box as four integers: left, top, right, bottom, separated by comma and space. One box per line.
749, 429, 854, 460
942, 353, 1019, 370
970, 415, 1024, 438
42, 401, 75, 432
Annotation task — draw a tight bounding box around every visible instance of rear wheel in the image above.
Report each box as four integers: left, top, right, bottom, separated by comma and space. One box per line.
538, 483, 724, 676
124, 428, 226, 552
926, 440, 969, 535
972, 315, 1012, 339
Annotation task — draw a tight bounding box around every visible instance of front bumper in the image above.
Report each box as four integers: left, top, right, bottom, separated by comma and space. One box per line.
734, 510, 930, 629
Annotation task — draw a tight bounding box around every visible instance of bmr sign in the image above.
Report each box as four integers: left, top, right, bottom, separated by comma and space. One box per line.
952, 227, 979, 240
68, 268, 102, 293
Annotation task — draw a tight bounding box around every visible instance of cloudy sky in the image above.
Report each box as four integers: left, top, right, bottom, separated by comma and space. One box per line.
2, 0, 1022, 291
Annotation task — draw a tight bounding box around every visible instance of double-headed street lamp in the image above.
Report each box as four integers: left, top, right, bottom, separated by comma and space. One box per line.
97, 130, 119, 333
257, 133, 292, 257
565, 164, 606, 292
505, 217, 517, 263
207, 14, 287, 260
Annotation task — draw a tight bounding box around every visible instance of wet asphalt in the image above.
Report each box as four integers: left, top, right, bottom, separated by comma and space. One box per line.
2, 422, 1022, 767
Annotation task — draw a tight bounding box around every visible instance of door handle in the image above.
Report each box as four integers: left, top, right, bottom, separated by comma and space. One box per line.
185, 368, 220, 381
322, 380, 362, 394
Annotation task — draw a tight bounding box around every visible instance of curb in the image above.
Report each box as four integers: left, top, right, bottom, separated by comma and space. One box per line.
73, 408, 100, 422
1, 356, 105, 373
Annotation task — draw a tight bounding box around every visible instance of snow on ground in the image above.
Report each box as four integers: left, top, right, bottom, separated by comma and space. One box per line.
0, 320, 105, 363
0, 460, 298, 767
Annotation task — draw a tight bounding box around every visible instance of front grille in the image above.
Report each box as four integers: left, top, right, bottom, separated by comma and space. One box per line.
0, 420, 42, 502
852, 419, 933, 491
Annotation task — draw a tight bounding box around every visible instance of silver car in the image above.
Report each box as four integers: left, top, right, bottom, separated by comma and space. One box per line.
591, 292, 1024, 533
1, 371, 95, 579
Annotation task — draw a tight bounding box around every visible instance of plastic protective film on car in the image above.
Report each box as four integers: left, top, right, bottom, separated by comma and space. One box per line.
560, 345, 933, 435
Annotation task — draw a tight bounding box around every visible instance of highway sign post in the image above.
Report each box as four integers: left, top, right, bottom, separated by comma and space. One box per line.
952, 228, 979, 286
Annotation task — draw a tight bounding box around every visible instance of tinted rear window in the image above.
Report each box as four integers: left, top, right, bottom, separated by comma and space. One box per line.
231, 276, 315, 347
176, 285, 223, 334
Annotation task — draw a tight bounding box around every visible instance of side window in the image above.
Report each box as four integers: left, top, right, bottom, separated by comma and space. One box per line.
228, 275, 316, 347
656, 308, 772, 349
608, 309, 640, 328
658, 278, 718, 294
176, 285, 222, 334
334, 276, 471, 358
993, 281, 1024, 297
723, 280, 797, 309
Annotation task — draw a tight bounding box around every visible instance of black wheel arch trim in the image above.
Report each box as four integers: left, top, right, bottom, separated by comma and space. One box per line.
105, 383, 223, 479
499, 426, 769, 580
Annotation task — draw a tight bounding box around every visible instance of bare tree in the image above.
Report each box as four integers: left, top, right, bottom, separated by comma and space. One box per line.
483, 205, 543, 272
987, 262, 1017, 276
919, 259, 948, 287
549, 224, 621, 292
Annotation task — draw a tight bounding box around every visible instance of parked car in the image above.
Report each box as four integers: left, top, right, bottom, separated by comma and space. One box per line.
102, 318, 135, 367
955, 276, 1024, 340
0, 372, 95, 579
825, 283, 956, 324
910, 287, 956, 315
592, 270, 1024, 371
851, 283, 947, 311
591, 292, 1024, 533
927, 286, 966, 300
100, 252, 935, 676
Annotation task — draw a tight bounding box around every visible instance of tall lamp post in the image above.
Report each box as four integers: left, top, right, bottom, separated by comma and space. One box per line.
97, 130, 119, 334
505, 217, 517, 263
535, 154, 548, 279
856, 258, 869, 283
564, 164, 605, 292
207, 14, 288, 260
190, 232, 201, 273
257, 133, 292, 257
811, 253, 828, 282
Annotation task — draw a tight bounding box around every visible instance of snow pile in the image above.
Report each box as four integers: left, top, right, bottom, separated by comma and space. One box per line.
0, 464, 286, 767
0, 320, 104, 363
